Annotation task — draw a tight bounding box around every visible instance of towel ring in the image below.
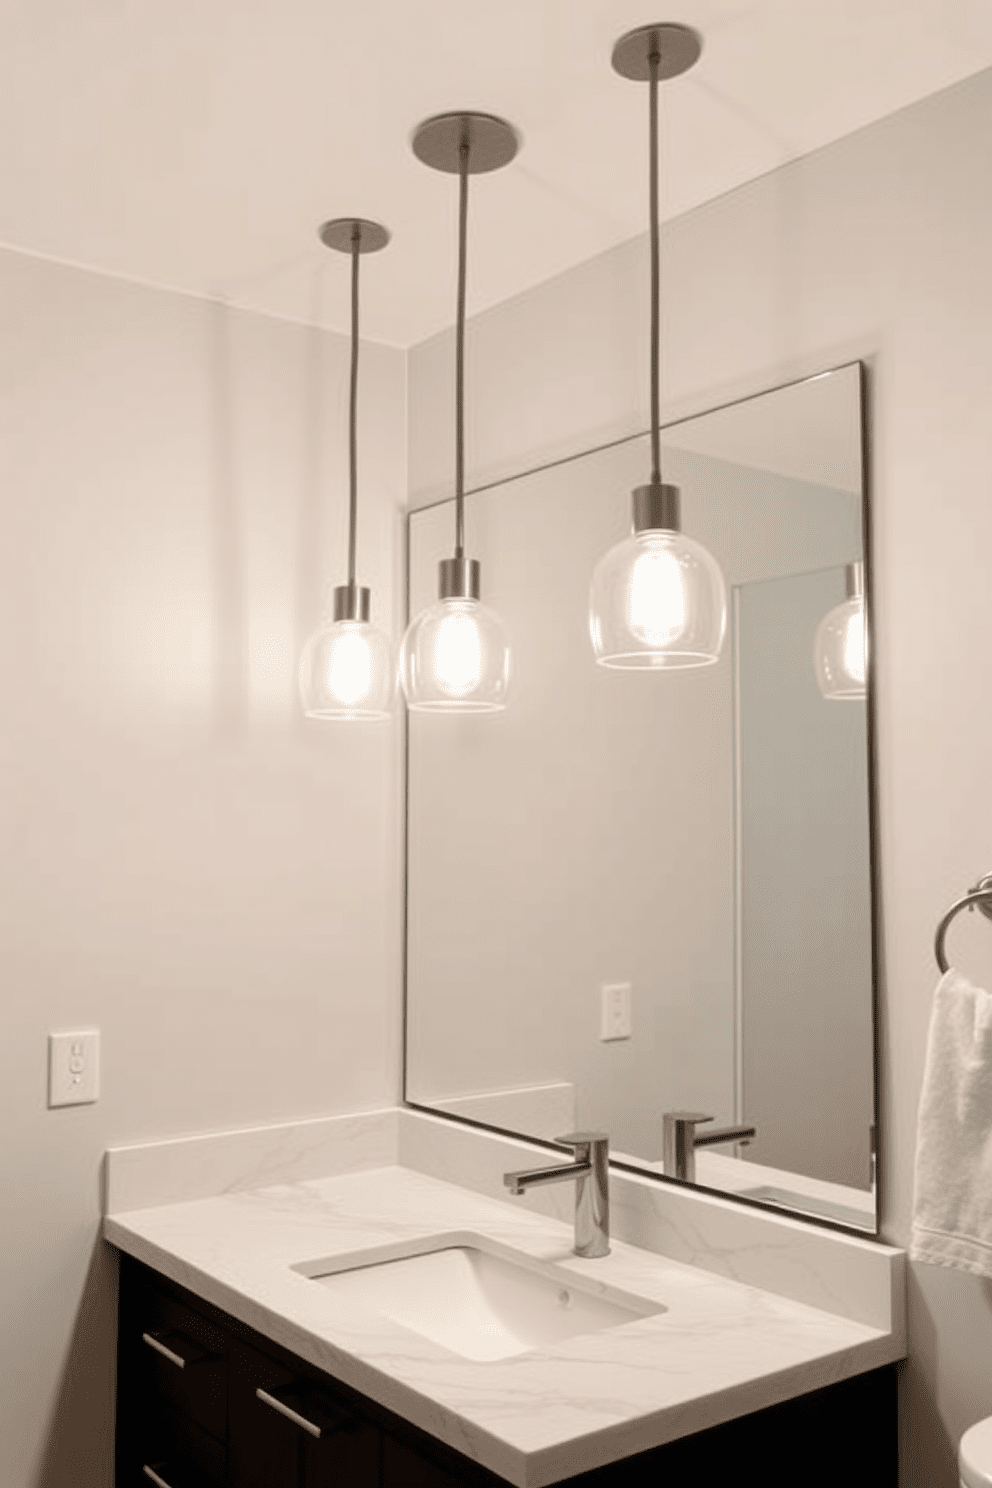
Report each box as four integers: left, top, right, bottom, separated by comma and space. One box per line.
934, 873, 992, 973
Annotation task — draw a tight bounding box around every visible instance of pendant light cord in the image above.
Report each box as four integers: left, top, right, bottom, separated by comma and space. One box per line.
348, 224, 360, 592
649, 51, 662, 486
455, 135, 469, 558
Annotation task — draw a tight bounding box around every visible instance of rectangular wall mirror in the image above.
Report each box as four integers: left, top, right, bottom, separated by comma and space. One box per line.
404, 361, 878, 1234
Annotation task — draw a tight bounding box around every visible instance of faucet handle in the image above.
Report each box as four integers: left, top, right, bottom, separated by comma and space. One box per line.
554, 1131, 609, 1159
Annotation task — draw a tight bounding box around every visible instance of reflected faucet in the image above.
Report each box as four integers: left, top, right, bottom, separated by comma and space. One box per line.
662, 1112, 757, 1183
503, 1132, 610, 1258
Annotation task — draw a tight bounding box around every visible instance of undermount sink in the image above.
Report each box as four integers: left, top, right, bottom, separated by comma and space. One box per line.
293, 1232, 665, 1362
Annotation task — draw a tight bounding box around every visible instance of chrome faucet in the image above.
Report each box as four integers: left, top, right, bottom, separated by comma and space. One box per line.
503, 1132, 610, 1258
662, 1112, 757, 1183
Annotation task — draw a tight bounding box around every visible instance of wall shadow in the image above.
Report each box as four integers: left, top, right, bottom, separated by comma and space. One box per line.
900, 1263, 959, 1488
35, 1234, 118, 1488
294, 272, 329, 688
209, 299, 248, 739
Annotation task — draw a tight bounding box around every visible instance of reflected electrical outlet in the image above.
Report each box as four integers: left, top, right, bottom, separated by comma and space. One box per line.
600, 984, 632, 1042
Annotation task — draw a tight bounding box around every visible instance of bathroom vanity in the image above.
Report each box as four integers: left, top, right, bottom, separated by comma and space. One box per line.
104, 1109, 904, 1488
117, 1251, 895, 1486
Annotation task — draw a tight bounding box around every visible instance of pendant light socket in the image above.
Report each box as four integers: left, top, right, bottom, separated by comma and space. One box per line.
845, 560, 864, 600
332, 584, 371, 622
632, 481, 681, 533
439, 557, 481, 601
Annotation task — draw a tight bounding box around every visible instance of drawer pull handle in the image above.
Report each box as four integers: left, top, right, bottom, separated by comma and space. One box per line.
256, 1386, 322, 1439
142, 1467, 175, 1488
141, 1332, 186, 1369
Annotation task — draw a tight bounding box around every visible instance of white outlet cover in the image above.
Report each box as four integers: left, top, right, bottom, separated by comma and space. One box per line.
48, 1030, 100, 1107
600, 983, 632, 1041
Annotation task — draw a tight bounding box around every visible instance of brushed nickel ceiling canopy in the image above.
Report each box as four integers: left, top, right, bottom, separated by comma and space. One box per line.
611, 22, 702, 82
318, 217, 390, 255
411, 111, 519, 176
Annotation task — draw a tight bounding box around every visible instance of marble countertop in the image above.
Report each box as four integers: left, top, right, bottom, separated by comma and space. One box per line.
105, 1160, 902, 1486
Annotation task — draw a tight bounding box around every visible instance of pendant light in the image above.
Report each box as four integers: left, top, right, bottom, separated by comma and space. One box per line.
299, 219, 395, 720
589, 25, 726, 669
814, 561, 867, 701
399, 113, 517, 713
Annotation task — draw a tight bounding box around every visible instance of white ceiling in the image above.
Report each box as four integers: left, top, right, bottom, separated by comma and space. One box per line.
2, 0, 991, 347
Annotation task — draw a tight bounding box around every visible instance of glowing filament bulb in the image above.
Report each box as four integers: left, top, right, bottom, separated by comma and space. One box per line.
433, 610, 482, 697
845, 606, 865, 686
327, 629, 373, 707
629, 548, 685, 645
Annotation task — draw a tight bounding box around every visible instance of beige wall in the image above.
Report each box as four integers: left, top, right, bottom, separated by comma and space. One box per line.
0, 249, 406, 1487
409, 66, 992, 1488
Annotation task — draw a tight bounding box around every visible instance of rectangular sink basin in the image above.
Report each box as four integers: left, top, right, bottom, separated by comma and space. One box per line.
293, 1233, 664, 1362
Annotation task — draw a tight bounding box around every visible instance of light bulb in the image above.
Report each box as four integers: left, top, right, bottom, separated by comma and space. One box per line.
629, 548, 686, 645
844, 608, 866, 686
327, 628, 374, 707
432, 611, 482, 698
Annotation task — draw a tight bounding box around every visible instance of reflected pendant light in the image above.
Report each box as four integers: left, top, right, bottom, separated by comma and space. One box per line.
298, 219, 395, 720
399, 113, 517, 712
814, 561, 867, 701
589, 25, 727, 669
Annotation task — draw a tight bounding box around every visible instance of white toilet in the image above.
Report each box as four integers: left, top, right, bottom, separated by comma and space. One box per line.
960, 1417, 992, 1487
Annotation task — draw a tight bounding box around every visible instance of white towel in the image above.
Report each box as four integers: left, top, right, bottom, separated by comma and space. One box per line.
910, 968, 992, 1276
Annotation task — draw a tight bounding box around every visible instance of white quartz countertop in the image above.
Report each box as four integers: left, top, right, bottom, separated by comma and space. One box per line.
104, 1161, 903, 1486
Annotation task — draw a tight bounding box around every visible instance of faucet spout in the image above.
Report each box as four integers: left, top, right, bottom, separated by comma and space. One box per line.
503, 1133, 610, 1258
504, 1159, 592, 1196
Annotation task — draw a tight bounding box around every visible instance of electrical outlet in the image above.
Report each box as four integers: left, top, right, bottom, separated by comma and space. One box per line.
599, 983, 632, 1041
48, 1030, 100, 1107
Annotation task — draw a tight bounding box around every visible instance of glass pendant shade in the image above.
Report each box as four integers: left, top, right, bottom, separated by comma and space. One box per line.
299, 590, 395, 720
400, 596, 510, 712
590, 526, 727, 669
814, 563, 866, 701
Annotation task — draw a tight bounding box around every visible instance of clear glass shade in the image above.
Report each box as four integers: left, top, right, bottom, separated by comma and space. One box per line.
814, 594, 866, 701
400, 598, 510, 712
298, 618, 395, 720
589, 529, 727, 669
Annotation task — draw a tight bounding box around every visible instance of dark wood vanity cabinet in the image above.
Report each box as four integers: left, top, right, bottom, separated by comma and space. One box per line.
116, 1253, 897, 1488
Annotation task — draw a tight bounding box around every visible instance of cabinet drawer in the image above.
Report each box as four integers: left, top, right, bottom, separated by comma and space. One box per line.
382, 1433, 465, 1487
304, 1411, 380, 1487
127, 1396, 226, 1488
230, 1341, 379, 1488
130, 1283, 229, 1442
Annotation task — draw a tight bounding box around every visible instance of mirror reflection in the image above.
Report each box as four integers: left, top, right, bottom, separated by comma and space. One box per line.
405, 363, 876, 1233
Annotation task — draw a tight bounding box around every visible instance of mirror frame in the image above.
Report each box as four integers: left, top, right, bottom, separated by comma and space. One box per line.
402, 358, 880, 1237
